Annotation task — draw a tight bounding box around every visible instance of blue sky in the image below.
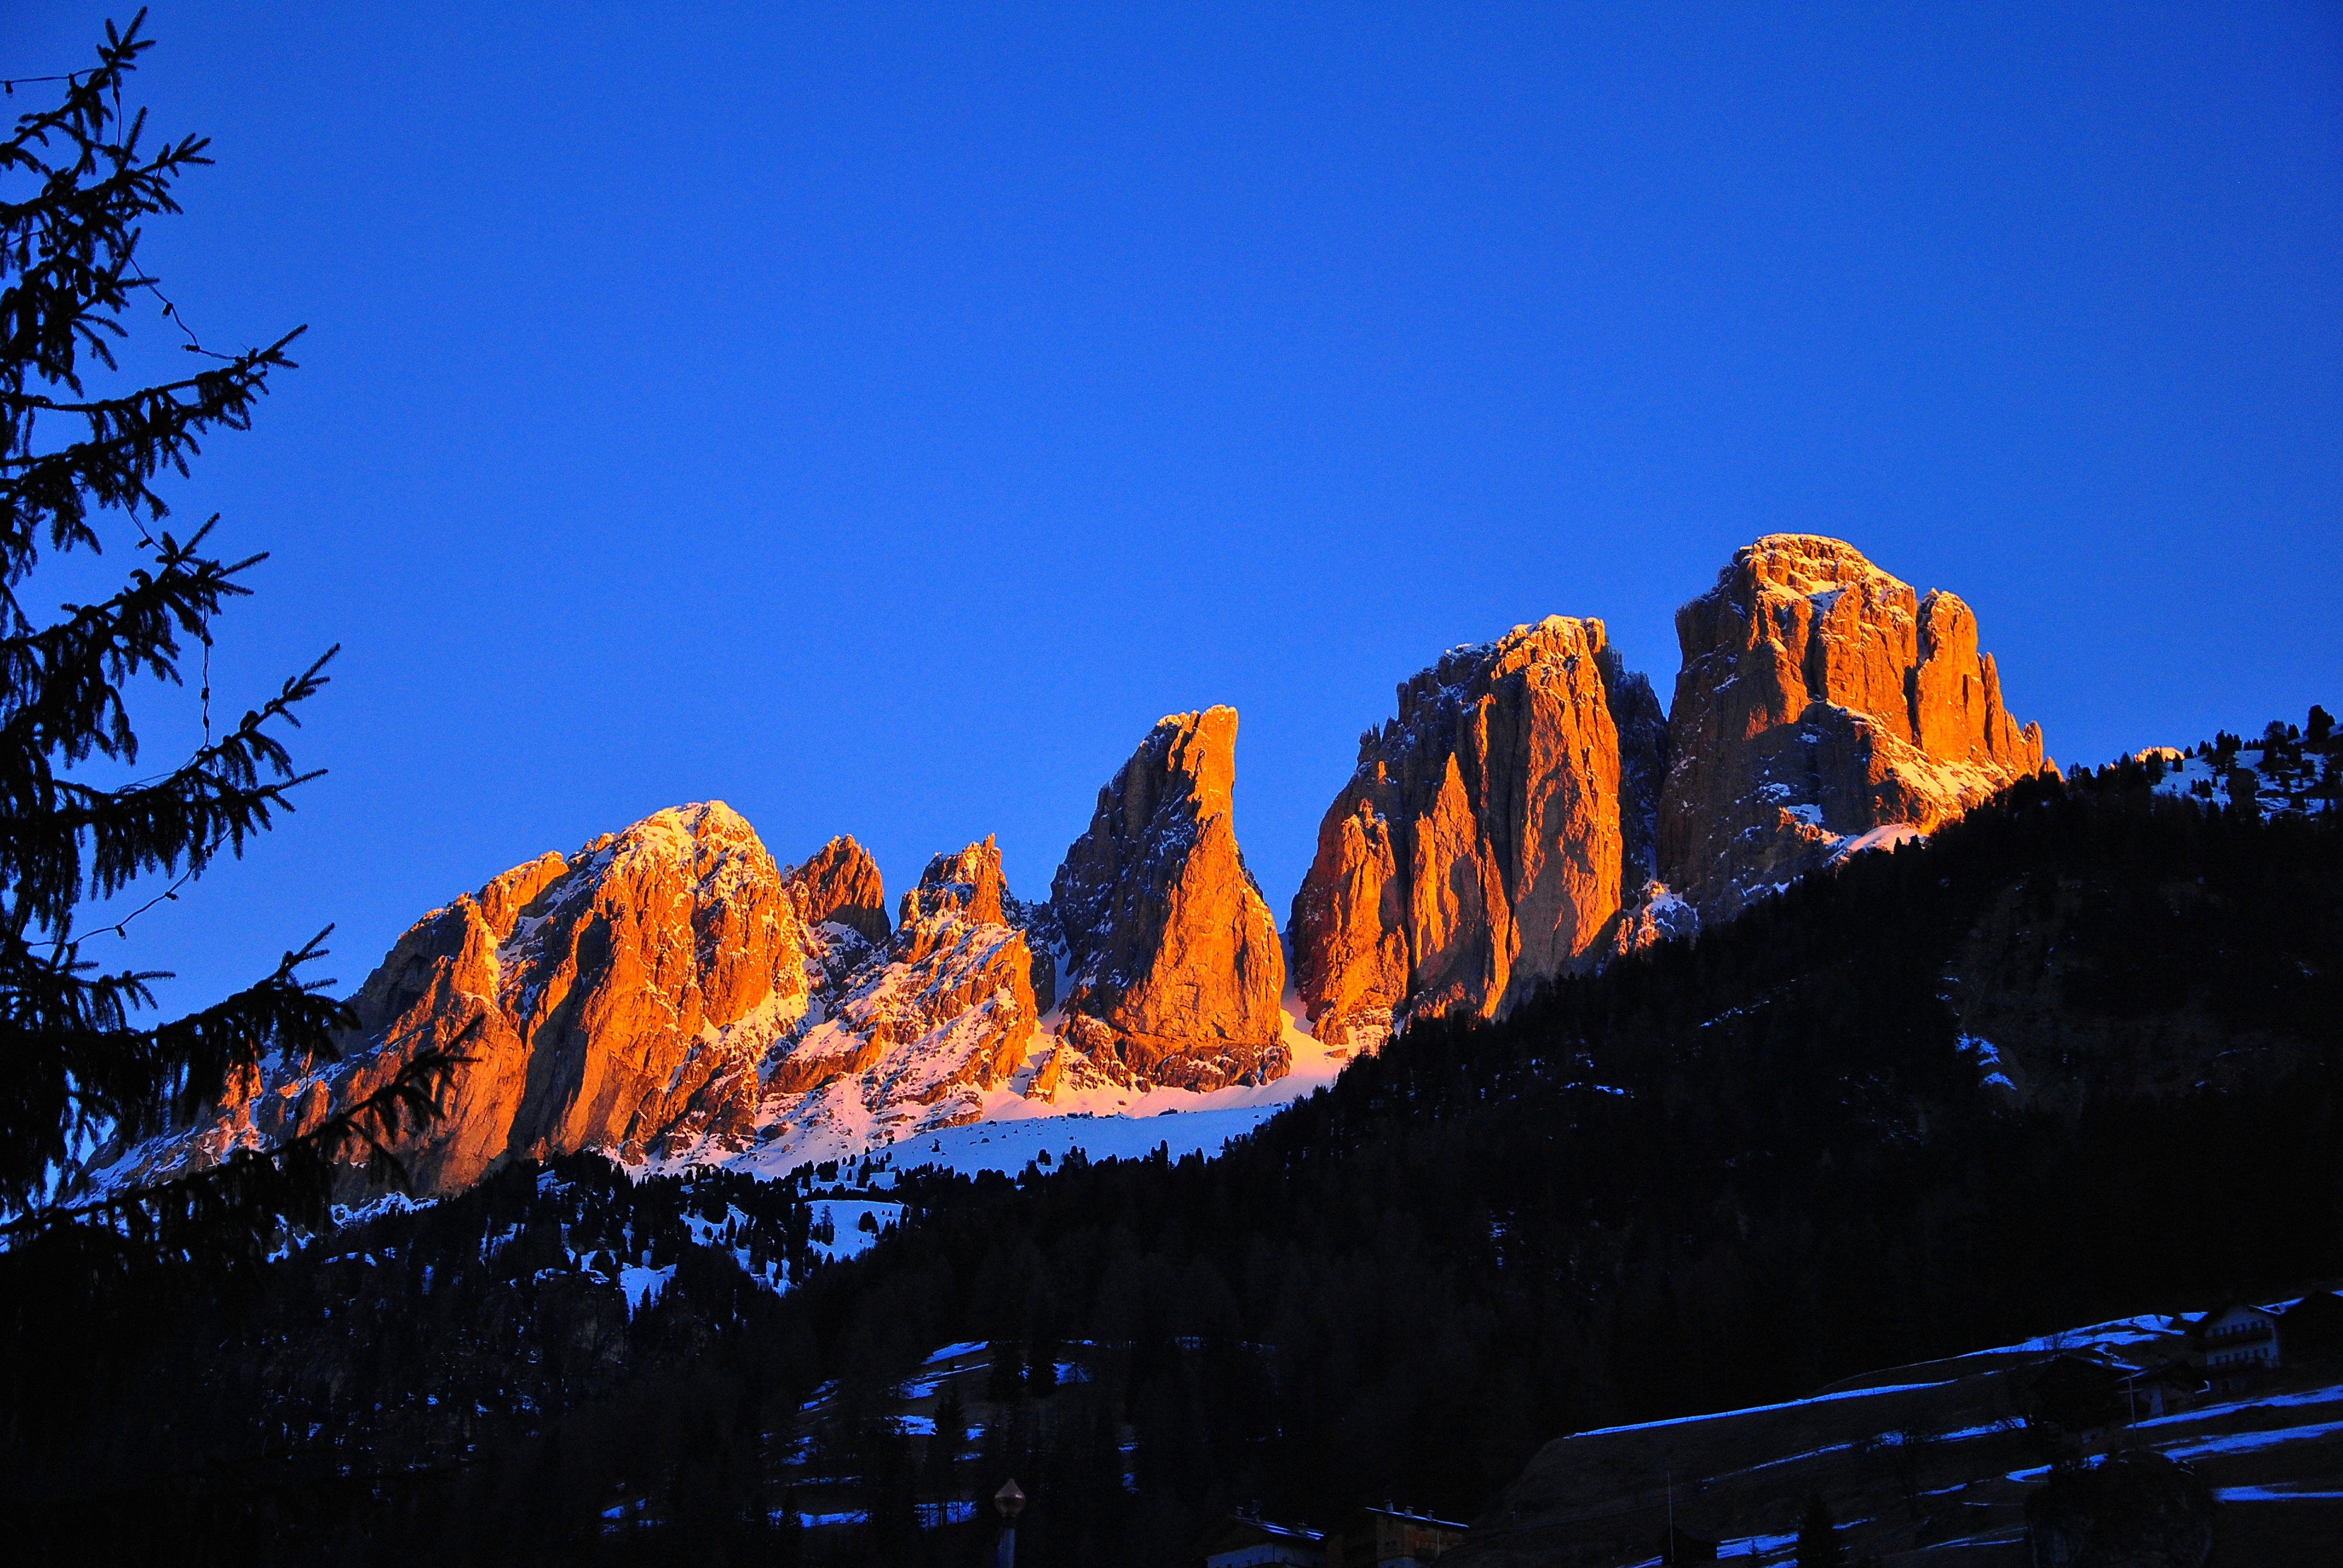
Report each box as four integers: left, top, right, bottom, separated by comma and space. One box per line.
16, 3, 2341, 1011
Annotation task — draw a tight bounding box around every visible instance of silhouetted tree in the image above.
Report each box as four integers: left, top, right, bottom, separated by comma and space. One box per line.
988, 1338, 1026, 1403
1797, 1492, 1844, 1568
0, 11, 454, 1432
1027, 1324, 1060, 1396
929, 1380, 969, 1500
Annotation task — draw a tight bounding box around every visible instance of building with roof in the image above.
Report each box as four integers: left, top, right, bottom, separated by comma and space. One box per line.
2115, 1356, 2206, 1422
2195, 1301, 2281, 1389
1326, 1504, 1469, 1567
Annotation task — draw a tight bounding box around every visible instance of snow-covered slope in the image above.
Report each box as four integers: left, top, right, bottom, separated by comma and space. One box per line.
2143, 739, 2338, 820
655, 984, 1339, 1178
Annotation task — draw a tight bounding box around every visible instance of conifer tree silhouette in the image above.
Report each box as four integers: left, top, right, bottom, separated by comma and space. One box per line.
1796, 1492, 1845, 1568
0, 12, 462, 1391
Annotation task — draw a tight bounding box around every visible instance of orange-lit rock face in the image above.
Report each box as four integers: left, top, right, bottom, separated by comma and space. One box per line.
764, 839, 1041, 1142
891, 835, 1057, 1012
159, 803, 833, 1199
784, 835, 891, 946
1289, 616, 1668, 1049
99, 811, 1064, 1198
1659, 534, 2051, 919
898, 837, 1008, 931
1052, 707, 1289, 1092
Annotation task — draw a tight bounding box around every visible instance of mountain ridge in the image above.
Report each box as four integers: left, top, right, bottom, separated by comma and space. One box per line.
90, 535, 2057, 1203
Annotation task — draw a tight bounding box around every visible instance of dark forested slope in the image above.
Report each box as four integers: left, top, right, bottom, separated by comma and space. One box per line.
785, 763, 2338, 1561
13, 766, 2338, 1567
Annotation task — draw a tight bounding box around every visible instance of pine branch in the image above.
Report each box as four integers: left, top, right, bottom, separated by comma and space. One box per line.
0, 13, 188, 399
3, 644, 333, 935
0, 13, 154, 171
4, 1033, 473, 1241
0, 929, 358, 1202
0, 521, 255, 769
0, 334, 300, 591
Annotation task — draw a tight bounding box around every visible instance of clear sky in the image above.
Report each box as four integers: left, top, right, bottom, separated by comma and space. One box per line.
16, 3, 2341, 1013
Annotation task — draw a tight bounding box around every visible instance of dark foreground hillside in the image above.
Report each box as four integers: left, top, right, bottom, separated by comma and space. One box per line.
8, 765, 2337, 1566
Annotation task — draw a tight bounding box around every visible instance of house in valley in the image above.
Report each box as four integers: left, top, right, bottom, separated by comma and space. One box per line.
1325, 1505, 1469, 1567
2115, 1357, 2206, 1422
2195, 1301, 2282, 1387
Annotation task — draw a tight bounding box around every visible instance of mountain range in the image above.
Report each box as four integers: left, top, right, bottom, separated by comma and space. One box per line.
31, 545, 2341, 1568
93, 534, 2054, 1201
41, 728, 2335, 1568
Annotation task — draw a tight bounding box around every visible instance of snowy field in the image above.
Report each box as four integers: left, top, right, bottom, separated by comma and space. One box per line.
2143, 741, 2335, 818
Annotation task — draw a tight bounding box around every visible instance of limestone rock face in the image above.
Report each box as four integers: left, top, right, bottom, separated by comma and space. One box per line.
97, 808, 1051, 1198
899, 839, 1008, 929
760, 838, 1041, 1149
1050, 707, 1289, 1092
103, 803, 831, 1198
896, 836, 1058, 1013
784, 835, 891, 946
1659, 535, 2051, 920
1289, 616, 1667, 1050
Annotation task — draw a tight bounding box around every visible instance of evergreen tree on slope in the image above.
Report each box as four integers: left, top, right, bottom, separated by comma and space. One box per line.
1796, 1492, 1845, 1568
0, 13, 456, 1405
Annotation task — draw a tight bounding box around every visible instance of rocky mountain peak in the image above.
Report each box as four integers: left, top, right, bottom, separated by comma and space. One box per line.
1050, 707, 1289, 1090
99, 806, 1055, 1198
1289, 616, 1668, 1051
782, 834, 890, 946
99, 801, 827, 1199
899, 836, 1009, 929
1659, 535, 2051, 918
762, 835, 1042, 1150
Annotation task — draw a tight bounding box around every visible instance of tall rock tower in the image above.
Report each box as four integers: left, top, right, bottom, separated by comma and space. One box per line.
1051, 707, 1290, 1091
1288, 616, 1668, 1050
1658, 534, 2051, 918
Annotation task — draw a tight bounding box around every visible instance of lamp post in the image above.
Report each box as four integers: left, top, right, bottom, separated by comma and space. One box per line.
995, 1478, 1026, 1568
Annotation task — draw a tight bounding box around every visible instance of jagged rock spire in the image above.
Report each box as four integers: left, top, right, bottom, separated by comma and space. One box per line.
1052, 707, 1289, 1091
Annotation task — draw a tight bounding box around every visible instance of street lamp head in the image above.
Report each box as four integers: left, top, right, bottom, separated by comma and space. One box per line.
995, 1478, 1026, 1520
